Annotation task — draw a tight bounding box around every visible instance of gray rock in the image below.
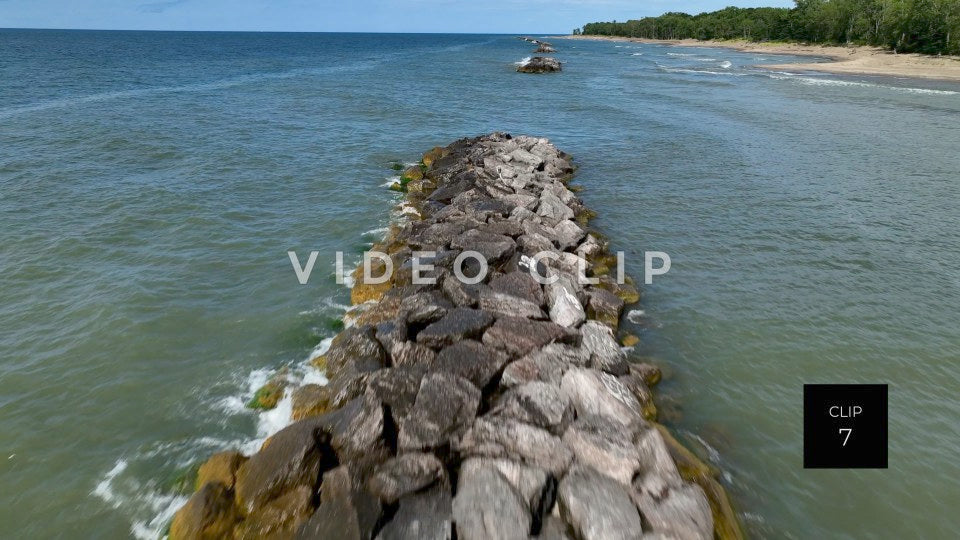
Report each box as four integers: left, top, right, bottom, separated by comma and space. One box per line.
322, 325, 387, 381
441, 274, 483, 307
376, 485, 452, 540
557, 466, 643, 540
551, 220, 585, 251
489, 271, 545, 306
366, 366, 426, 421
560, 368, 644, 428
376, 319, 409, 353
562, 415, 642, 486
398, 373, 480, 451
315, 392, 388, 461
516, 56, 562, 74
295, 465, 381, 540
580, 321, 629, 376
460, 458, 551, 521
492, 381, 573, 434
431, 339, 510, 390
575, 234, 603, 259
482, 316, 578, 357
500, 344, 586, 388
368, 453, 445, 504
450, 229, 517, 266
478, 289, 547, 320
452, 460, 530, 540
510, 207, 538, 223
501, 193, 538, 211
390, 341, 437, 368
633, 427, 682, 493
517, 233, 554, 255
632, 483, 713, 540
546, 278, 586, 328
536, 191, 574, 226
457, 416, 573, 475
410, 222, 467, 249
417, 308, 495, 349
401, 291, 453, 325
539, 515, 573, 540
481, 219, 525, 238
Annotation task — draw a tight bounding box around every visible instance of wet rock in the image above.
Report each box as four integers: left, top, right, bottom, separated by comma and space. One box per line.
390, 341, 438, 368
195, 450, 247, 491
399, 373, 481, 451
368, 453, 445, 504
417, 307, 495, 349
450, 229, 517, 266
375, 319, 409, 353
457, 416, 573, 475
234, 485, 312, 539
617, 368, 657, 421
295, 465, 381, 540
478, 289, 547, 320
315, 393, 387, 462
452, 460, 530, 540
170, 482, 239, 540
482, 316, 577, 357
632, 362, 662, 386
560, 368, 644, 428
535, 44, 556, 53
489, 271, 545, 306
431, 339, 510, 389
562, 415, 642, 486
410, 222, 466, 249
376, 485, 453, 540
517, 57, 562, 73
247, 373, 287, 411
291, 384, 331, 421
586, 288, 625, 329
234, 417, 334, 513
557, 466, 643, 540
321, 325, 387, 381
492, 381, 572, 433
580, 321, 629, 376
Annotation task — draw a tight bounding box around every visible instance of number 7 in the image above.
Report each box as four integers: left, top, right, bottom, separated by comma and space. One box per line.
839, 428, 853, 446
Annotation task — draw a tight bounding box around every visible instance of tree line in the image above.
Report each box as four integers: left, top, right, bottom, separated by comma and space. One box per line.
579, 0, 960, 55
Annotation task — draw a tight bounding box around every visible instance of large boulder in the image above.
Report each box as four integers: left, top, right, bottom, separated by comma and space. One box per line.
295, 465, 381, 540
169, 482, 238, 540
376, 485, 453, 540
457, 416, 573, 475
560, 368, 645, 428
399, 373, 481, 451
368, 453, 446, 504
491, 381, 573, 434
416, 308, 495, 349
579, 321, 629, 376
431, 339, 510, 390
482, 316, 577, 357
452, 460, 530, 540
557, 466, 643, 540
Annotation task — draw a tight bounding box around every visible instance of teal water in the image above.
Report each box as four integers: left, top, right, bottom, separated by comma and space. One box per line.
1, 30, 958, 538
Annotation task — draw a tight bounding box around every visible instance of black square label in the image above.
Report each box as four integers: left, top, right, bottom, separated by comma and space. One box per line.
803, 384, 888, 469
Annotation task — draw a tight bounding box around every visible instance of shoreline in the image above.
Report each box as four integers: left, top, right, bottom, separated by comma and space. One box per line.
559, 35, 960, 83
169, 133, 742, 539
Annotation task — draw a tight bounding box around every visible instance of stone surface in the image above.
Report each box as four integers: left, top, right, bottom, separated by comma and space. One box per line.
457, 416, 573, 475
195, 450, 247, 491
431, 339, 510, 390
366, 366, 426, 421
580, 321, 629, 376
516, 56, 562, 73
170, 482, 238, 540
632, 483, 713, 540
482, 316, 576, 358
368, 453, 445, 504
399, 373, 481, 451
560, 368, 644, 428
376, 485, 453, 540
416, 308, 495, 349
562, 415, 642, 486
295, 466, 381, 540
489, 271, 545, 306
546, 278, 586, 328
491, 381, 572, 433
452, 460, 530, 540
291, 384, 330, 421
557, 466, 643, 540
586, 288, 625, 329
478, 289, 547, 319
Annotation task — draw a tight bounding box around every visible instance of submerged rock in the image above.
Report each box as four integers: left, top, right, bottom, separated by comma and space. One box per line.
517, 57, 562, 73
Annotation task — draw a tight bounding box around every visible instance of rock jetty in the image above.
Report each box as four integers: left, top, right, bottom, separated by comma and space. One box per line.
170, 133, 742, 539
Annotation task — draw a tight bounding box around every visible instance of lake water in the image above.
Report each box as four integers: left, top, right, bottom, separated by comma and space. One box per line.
1, 30, 958, 538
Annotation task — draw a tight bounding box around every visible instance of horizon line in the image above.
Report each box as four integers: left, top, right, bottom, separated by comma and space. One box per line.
0, 27, 564, 35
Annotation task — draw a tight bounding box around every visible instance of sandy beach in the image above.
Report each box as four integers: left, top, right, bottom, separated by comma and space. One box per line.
560, 35, 960, 83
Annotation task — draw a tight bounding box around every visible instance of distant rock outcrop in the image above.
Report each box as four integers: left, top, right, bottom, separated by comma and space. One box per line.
517, 56, 562, 73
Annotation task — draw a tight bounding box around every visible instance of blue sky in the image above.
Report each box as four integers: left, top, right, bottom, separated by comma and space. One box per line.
0, 0, 794, 33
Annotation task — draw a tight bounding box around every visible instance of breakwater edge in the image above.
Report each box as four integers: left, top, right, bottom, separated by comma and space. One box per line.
168, 133, 741, 539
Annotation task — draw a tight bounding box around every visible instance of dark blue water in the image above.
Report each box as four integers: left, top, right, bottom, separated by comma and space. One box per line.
1, 30, 959, 538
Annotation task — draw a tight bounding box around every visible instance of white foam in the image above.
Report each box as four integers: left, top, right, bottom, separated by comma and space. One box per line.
666, 52, 697, 57
631, 52, 644, 56
626, 309, 646, 324
720, 61, 732, 69
381, 175, 401, 187
514, 57, 532, 67
92, 460, 128, 507
767, 72, 959, 95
